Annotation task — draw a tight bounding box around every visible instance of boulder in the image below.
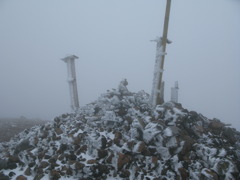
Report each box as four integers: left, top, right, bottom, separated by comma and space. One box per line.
16, 175, 27, 180
117, 153, 132, 170
0, 172, 10, 180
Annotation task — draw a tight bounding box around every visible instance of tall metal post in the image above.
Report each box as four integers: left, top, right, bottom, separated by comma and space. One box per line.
171, 81, 179, 103
62, 55, 80, 111
150, 0, 172, 107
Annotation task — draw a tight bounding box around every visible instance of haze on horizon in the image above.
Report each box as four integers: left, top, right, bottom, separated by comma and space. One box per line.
0, 0, 239, 130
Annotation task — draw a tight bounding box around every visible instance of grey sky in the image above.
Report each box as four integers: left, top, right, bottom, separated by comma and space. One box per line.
0, 0, 239, 130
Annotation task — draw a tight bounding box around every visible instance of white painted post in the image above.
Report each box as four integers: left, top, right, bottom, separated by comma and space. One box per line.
171, 81, 179, 103
62, 55, 79, 111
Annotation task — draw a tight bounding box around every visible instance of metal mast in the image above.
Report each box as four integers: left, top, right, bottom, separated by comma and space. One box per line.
150, 0, 172, 107
62, 55, 80, 111
171, 81, 179, 103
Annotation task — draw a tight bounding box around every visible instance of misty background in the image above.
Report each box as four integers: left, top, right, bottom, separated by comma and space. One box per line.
0, 0, 239, 130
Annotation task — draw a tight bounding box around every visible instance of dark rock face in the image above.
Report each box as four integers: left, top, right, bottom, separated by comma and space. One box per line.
14, 139, 33, 154
0, 159, 7, 170
0, 85, 239, 179
0, 172, 10, 180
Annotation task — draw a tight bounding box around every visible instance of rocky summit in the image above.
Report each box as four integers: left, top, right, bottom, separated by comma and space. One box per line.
0, 81, 240, 180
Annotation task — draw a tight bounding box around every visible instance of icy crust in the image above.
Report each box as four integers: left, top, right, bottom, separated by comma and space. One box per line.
0, 86, 240, 179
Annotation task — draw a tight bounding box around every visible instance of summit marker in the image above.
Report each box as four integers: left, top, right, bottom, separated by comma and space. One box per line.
62, 55, 79, 111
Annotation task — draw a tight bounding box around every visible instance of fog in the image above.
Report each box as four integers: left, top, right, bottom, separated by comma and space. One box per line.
0, 0, 239, 130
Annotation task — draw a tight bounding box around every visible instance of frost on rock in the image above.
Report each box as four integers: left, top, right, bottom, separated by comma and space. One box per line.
163, 127, 173, 137
0, 80, 240, 180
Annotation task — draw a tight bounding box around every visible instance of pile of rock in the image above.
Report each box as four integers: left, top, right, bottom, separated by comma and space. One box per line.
0, 81, 239, 179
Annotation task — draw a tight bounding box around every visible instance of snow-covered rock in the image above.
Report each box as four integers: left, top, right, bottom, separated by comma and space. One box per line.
0, 82, 240, 180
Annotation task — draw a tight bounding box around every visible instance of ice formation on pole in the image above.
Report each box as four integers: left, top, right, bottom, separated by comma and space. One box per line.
150, 37, 171, 107
61, 55, 80, 111
150, 0, 172, 107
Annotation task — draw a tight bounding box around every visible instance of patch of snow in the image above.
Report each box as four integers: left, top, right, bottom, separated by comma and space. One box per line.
143, 123, 161, 143
164, 127, 173, 137
73, 129, 84, 137
201, 168, 214, 178
173, 107, 186, 116
218, 148, 227, 157
157, 146, 170, 160
166, 136, 177, 148
133, 142, 142, 153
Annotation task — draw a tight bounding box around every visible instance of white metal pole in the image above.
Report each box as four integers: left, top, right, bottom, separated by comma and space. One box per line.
171, 81, 179, 103
62, 55, 79, 111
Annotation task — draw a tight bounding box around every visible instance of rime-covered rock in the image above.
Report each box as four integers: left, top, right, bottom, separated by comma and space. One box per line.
0, 82, 240, 179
